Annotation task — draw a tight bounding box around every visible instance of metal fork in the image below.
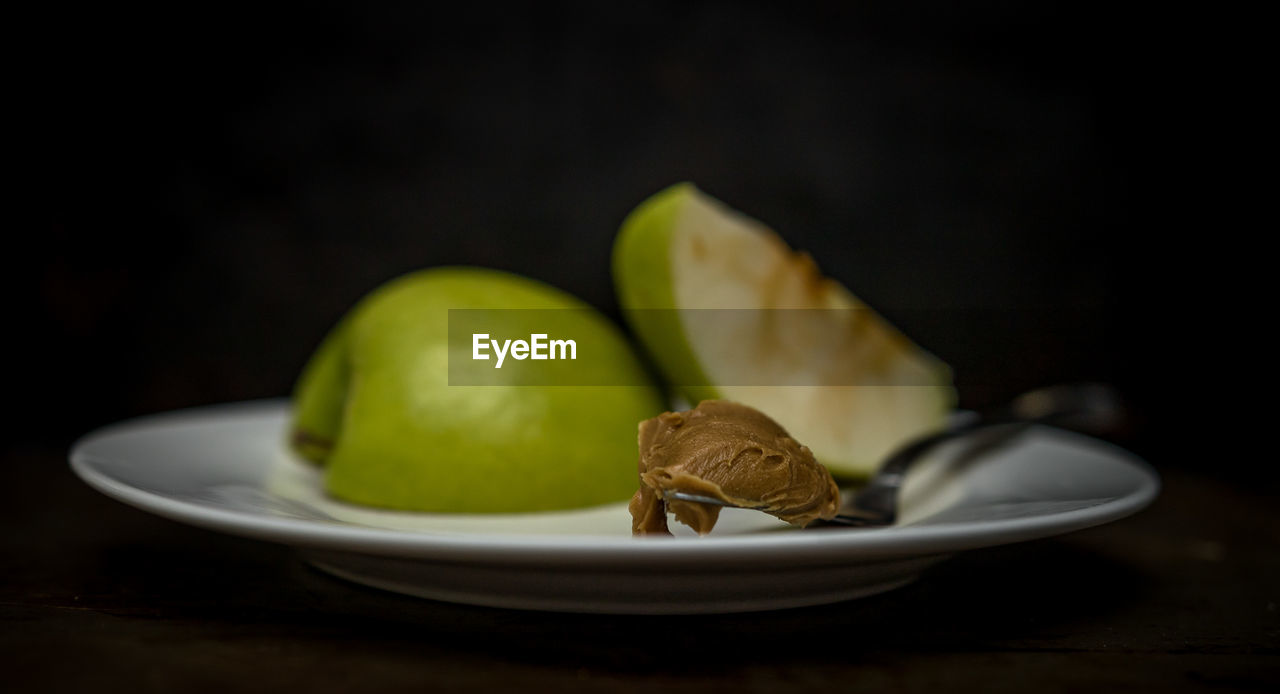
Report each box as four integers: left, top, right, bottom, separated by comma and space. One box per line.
661, 383, 1124, 528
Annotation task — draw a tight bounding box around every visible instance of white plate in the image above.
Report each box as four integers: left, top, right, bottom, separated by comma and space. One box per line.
70, 400, 1158, 614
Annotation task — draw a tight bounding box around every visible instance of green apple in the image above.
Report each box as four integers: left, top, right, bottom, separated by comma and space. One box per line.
290, 267, 665, 513
613, 183, 955, 479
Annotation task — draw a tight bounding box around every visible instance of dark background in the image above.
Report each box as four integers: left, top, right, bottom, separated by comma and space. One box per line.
9, 2, 1276, 692
24, 1, 1215, 473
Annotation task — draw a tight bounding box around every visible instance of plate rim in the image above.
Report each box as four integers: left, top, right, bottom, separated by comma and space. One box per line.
69, 399, 1160, 568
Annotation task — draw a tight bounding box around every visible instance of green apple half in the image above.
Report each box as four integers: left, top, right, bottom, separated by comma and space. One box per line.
613, 183, 955, 479
290, 267, 665, 512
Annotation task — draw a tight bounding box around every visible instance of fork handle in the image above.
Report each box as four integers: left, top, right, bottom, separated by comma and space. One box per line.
845, 383, 1124, 525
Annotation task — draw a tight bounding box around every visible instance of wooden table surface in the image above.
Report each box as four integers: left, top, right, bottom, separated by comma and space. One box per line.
3, 444, 1276, 693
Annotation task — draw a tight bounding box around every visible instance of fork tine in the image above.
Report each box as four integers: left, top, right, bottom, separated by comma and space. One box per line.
661, 490, 770, 511
659, 490, 724, 505
662, 490, 882, 526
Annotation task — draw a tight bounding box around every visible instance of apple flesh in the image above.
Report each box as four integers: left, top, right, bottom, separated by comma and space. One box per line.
613, 184, 955, 479
290, 267, 665, 513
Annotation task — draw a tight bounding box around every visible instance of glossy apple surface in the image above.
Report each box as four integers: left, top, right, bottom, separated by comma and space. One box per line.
291, 267, 664, 512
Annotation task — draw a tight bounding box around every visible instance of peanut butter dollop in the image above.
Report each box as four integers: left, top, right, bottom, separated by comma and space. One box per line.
629, 400, 841, 535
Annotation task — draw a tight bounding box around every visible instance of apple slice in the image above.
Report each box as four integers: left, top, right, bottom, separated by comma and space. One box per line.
290, 267, 666, 512
613, 183, 955, 479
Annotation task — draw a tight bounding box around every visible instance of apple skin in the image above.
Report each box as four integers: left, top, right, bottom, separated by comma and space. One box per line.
290, 266, 665, 513
613, 184, 955, 479
291, 313, 352, 464
612, 183, 720, 406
